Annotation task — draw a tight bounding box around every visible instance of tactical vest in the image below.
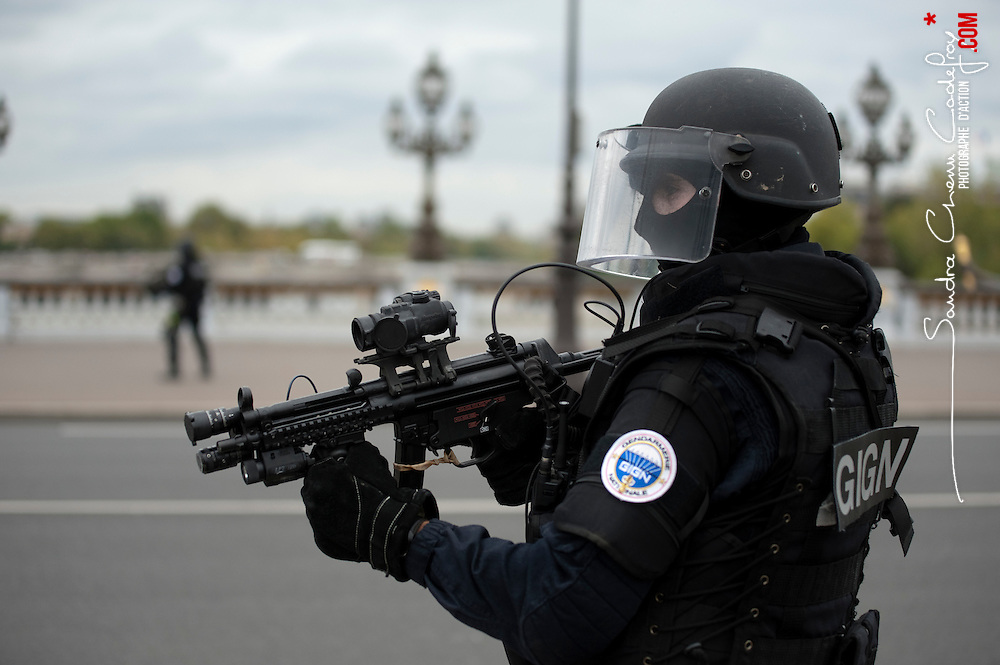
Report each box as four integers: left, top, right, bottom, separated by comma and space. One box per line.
557, 291, 916, 665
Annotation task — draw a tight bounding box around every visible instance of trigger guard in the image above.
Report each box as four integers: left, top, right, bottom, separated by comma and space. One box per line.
462, 441, 499, 468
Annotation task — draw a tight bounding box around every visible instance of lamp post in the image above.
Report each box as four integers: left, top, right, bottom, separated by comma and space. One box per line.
846, 65, 913, 268
0, 97, 11, 152
554, 0, 581, 353
386, 53, 475, 262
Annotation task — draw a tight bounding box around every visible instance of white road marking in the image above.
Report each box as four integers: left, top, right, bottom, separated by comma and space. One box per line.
0, 495, 997, 515
0, 498, 523, 515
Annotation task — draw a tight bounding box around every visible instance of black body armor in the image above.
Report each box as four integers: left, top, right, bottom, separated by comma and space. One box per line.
554, 247, 915, 665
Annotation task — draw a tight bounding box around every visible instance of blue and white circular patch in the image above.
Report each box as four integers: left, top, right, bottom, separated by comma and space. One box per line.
600, 429, 678, 503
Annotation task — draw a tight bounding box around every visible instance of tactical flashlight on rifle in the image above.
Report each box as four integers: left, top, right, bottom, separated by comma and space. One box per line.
185, 288, 603, 491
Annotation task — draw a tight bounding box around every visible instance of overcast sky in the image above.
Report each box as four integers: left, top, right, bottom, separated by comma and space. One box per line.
0, 0, 995, 239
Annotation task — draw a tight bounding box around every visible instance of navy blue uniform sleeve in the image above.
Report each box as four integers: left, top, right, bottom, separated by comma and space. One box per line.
405, 520, 650, 665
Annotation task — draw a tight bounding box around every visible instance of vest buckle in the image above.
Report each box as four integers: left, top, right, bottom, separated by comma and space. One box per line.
754, 307, 801, 353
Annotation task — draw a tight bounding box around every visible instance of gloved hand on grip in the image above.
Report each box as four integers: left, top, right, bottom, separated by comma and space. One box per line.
476, 406, 546, 506
301, 441, 439, 582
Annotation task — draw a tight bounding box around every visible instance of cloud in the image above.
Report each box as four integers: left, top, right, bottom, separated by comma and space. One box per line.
0, 1, 996, 239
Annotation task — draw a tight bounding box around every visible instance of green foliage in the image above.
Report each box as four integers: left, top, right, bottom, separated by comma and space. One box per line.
302, 214, 352, 241
356, 213, 411, 256
449, 221, 552, 262
185, 207, 353, 252
20, 168, 992, 274
14, 196, 550, 261
805, 198, 862, 253
247, 214, 353, 251
953, 188, 1000, 274
128, 198, 173, 248
186, 202, 251, 251
28, 197, 173, 251
0, 210, 13, 249
884, 198, 955, 279
30, 216, 88, 249
883, 167, 1000, 280
805, 168, 1000, 281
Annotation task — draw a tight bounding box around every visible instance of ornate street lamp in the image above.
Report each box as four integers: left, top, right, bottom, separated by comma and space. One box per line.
385, 53, 475, 261
843, 65, 913, 268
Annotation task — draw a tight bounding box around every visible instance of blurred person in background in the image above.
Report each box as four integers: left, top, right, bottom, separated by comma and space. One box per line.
151, 239, 211, 379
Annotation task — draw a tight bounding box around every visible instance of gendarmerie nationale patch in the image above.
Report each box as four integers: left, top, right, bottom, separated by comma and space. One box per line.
600, 429, 678, 503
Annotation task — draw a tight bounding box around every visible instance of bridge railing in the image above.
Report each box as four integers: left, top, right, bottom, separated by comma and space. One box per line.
2, 253, 997, 347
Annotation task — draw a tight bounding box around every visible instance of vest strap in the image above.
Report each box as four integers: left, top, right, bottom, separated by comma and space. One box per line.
882, 490, 914, 556
764, 548, 867, 607
746, 634, 840, 665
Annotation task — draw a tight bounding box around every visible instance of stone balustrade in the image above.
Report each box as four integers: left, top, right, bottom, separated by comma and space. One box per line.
2, 251, 997, 348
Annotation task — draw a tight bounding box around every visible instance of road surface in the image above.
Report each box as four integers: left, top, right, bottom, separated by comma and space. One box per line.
1, 418, 997, 664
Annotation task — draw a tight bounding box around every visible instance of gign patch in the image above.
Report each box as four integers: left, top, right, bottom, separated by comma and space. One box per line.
600, 429, 678, 503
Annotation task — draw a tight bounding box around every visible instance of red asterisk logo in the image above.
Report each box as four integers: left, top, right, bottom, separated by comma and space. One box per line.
924, 12, 937, 25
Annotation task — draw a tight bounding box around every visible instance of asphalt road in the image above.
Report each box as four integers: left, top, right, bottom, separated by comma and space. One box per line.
1, 418, 998, 665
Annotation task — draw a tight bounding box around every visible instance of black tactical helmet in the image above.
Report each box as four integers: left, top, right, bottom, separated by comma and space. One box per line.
576, 68, 843, 277
642, 67, 843, 212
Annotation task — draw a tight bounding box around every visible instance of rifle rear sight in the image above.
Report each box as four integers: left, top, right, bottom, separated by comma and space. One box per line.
351, 290, 456, 355
351, 290, 459, 396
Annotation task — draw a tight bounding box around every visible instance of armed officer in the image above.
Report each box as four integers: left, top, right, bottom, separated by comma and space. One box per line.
152, 239, 211, 379
301, 68, 912, 665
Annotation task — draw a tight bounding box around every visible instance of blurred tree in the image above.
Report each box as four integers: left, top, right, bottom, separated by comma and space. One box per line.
89, 197, 172, 250
303, 214, 351, 240
805, 198, 863, 254
28, 198, 172, 251
22, 172, 992, 273
953, 185, 1000, 276
0, 210, 12, 249
184, 203, 250, 250
249, 225, 309, 251
453, 218, 551, 262
129, 197, 172, 248
242, 214, 353, 251
356, 213, 411, 256
884, 168, 1000, 280
31, 216, 90, 249
805, 168, 1000, 281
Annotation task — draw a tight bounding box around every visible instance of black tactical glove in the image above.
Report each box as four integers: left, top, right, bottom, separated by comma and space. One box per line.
475, 407, 545, 506
301, 441, 438, 582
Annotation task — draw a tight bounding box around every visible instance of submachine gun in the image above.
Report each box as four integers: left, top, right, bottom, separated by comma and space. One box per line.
184, 277, 620, 500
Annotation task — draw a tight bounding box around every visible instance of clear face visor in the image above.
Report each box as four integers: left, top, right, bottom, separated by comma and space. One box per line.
577, 126, 752, 279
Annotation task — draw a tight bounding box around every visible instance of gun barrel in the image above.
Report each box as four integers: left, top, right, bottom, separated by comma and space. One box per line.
185, 407, 243, 443
557, 349, 601, 375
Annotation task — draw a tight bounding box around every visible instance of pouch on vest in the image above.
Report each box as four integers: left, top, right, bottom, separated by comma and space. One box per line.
835, 609, 880, 665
